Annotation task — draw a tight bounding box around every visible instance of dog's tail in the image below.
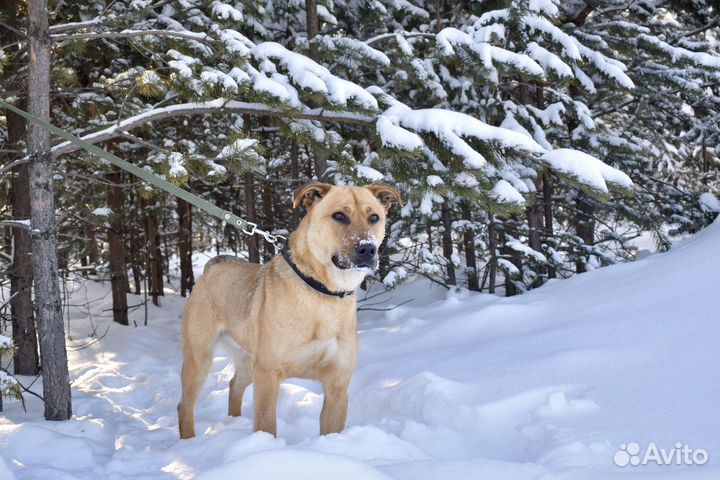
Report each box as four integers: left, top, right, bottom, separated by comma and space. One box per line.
203, 255, 245, 274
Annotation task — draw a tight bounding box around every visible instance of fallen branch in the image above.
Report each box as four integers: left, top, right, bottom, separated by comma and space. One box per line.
51, 29, 211, 46
0, 219, 31, 230
0, 158, 29, 176
52, 99, 374, 157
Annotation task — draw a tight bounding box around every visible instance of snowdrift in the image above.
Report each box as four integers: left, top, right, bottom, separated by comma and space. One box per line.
1, 219, 719, 479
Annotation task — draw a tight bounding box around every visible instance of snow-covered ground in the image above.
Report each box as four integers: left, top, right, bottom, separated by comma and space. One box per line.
2, 219, 719, 479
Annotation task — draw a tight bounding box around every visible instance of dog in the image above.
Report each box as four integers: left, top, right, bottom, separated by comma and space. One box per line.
177, 181, 402, 439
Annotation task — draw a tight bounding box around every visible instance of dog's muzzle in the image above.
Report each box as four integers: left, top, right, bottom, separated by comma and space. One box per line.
332, 241, 378, 270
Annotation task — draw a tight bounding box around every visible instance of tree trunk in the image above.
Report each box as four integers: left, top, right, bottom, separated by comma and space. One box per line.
500, 221, 522, 297
129, 195, 143, 294
87, 228, 99, 269
303, 2, 328, 180
526, 180, 545, 289
27, 0, 72, 420
143, 195, 163, 305
262, 181, 275, 259
306, 0, 319, 59
460, 201, 479, 291
8, 107, 39, 375
107, 171, 129, 325
574, 194, 595, 274
178, 198, 194, 297
542, 173, 556, 279
290, 140, 301, 229
488, 216, 497, 294
441, 203, 456, 286
244, 173, 260, 263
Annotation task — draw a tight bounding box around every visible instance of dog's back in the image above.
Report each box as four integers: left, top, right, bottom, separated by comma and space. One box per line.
203, 255, 247, 274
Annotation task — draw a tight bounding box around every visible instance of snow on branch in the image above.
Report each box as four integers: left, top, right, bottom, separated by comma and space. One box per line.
377, 101, 545, 169
252, 42, 379, 110
52, 99, 374, 157
541, 149, 633, 195
638, 34, 720, 69
0, 219, 31, 230
51, 29, 211, 45
48, 17, 106, 33
437, 28, 545, 81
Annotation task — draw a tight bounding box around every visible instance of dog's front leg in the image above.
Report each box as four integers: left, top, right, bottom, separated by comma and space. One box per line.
253, 367, 280, 436
320, 375, 350, 435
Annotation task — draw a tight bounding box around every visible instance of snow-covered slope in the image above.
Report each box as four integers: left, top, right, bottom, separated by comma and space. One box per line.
1, 220, 719, 479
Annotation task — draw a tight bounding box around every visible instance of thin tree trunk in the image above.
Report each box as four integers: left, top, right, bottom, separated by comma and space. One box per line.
303, 2, 327, 180
441, 203, 456, 286
542, 173, 556, 279
290, 140, 301, 229
244, 173, 260, 263
526, 180, 545, 289
261, 181, 274, 259
574, 194, 595, 274
107, 170, 129, 325
8, 106, 39, 375
143, 195, 163, 306
500, 220, 522, 297
27, 0, 72, 420
488, 216, 497, 294
129, 195, 143, 294
306, 0, 319, 59
460, 201, 479, 291
178, 198, 194, 297
87, 228, 99, 268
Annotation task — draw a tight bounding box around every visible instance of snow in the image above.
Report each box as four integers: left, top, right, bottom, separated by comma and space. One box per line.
526, 42, 573, 78
505, 239, 547, 263
0, 371, 18, 393
3, 220, 720, 478
211, 1, 243, 21
91, 207, 112, 216
218, 138, 259, 159
167, 152, 187, 177
253, 42, 378, 110
522, 14, 581, 60
217, 29, 252, 57
699, 192, 720, 212
573, 41, 635, 90
322, 37, 390, 66
528, 0, 558, 17
426, 175, 444, 187
375, 116, 424, 151
437, 28, 544, 80
356, 165, 384, 182
490, 179, 525, 205
200, 68, 239, 93
0, 334, 12, 349
542, 148, 633, 193
381, 102, 544, 170
638, 34, 720, 69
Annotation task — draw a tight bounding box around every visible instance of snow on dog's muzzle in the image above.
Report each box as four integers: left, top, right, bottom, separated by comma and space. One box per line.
351, 241, 378, 269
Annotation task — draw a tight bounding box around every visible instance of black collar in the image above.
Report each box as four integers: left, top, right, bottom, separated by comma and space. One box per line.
281, 247, 355, 299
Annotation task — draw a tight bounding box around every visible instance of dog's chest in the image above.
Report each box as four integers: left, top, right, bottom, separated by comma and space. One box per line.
287, 313, 353, 374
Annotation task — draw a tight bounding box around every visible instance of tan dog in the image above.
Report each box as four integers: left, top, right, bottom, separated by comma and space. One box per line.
177, 182, 402, 439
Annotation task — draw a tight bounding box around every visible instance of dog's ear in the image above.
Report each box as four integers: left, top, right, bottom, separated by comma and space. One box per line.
292, 182, 333, 209
367, 183, 403, 211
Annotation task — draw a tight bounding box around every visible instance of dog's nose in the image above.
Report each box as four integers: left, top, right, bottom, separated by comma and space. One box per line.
353, 242, 377, 268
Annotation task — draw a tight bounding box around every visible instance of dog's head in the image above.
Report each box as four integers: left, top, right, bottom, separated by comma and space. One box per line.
290, 182, 402, 291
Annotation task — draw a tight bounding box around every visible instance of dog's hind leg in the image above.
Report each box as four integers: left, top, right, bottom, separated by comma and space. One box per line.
177, 305, 218, 439
223, 337, 252, 417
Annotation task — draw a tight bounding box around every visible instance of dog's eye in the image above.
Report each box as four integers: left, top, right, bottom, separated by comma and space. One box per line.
332, 212, 348, 223
368, 214, 380, 224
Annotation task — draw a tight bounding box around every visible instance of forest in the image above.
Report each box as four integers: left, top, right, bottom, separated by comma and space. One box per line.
0, 0, 719, 458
